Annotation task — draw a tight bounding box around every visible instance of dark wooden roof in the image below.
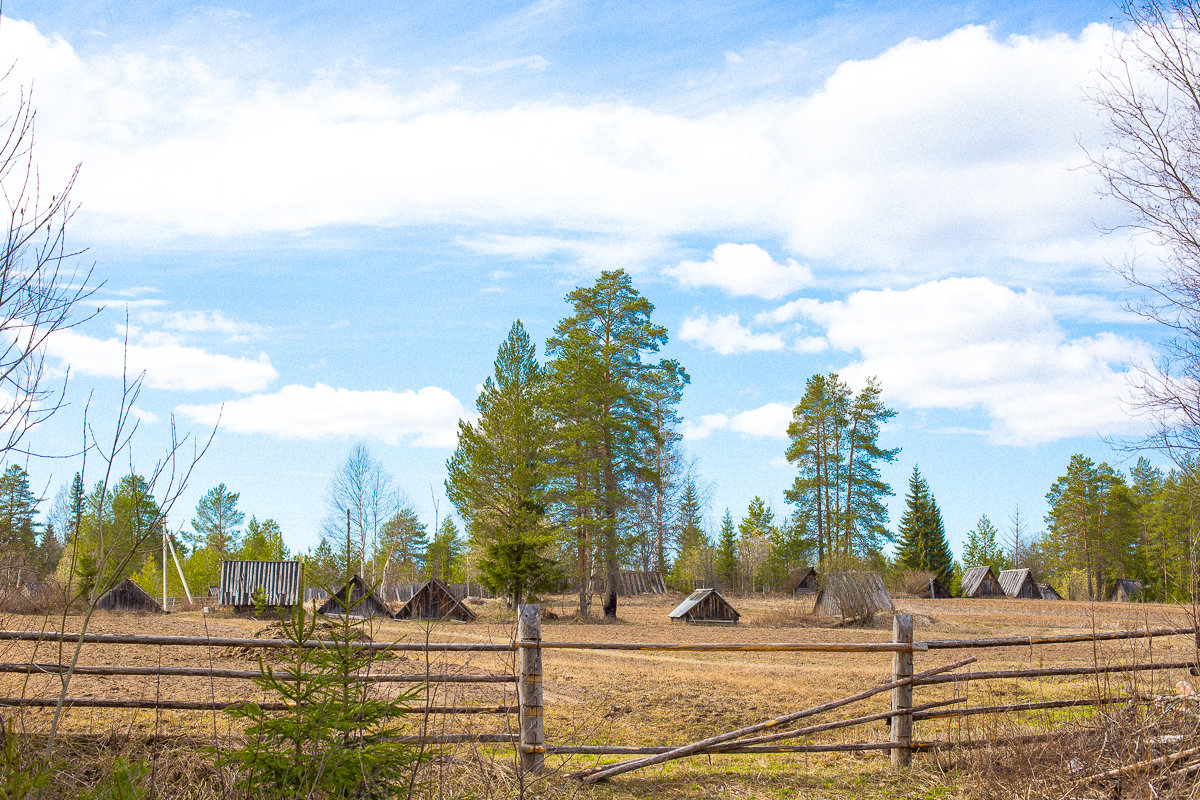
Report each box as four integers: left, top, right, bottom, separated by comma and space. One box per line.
1109, 578, 1143, 601
96, 578, 164, 613
668, 588, 740, 623
393, 578, 477, 622
787, 566, 819, 593
812, 572, 893, 619
318, 575, 390, 619
998, 568, 1041, 598
960, 566, 1003, 598
219, 560, 301, 608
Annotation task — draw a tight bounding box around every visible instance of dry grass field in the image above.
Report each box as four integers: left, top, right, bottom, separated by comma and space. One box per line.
1, 592, 1198, 798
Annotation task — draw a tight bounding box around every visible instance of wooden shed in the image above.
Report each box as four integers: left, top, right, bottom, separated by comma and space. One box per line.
812, 572, 894, 621
786, 566, 819, 595
318, 575, 391, 619
999, 568, 1042, 599
219, 560, 302, 612
95, 578, 165, 614
1109, 578, 1143, 602
393, 578, 477, 622
1038, 582, 1064, 600
917, 575, 952, 599
960, 566, 1004, 598
668, 588, 740, 624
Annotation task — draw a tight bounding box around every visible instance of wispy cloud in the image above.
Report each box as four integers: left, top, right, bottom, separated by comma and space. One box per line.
678, 313, 785, 355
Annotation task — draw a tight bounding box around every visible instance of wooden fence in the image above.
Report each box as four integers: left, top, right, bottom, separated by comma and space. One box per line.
0, 608, 1196, 782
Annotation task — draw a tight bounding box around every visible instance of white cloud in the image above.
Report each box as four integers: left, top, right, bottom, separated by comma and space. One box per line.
0, 17, 1133, 275
664, 243, 812, 299
678, 313, 785, 355
781, 277, 1151, 444
135, 309, 265, 340
177, 383, 467, 447
45, 328, 277, 392
681, 402, 792, 441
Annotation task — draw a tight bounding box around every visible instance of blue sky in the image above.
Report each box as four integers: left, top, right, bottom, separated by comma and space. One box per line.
0, 1, 1165, 557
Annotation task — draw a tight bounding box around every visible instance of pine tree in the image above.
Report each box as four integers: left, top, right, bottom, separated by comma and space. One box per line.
377, 506, 426, 585
425, 517, 463, 582
0, 464, 39, 581
545, 270, 687, 617
895, 467, 954, 587
447, 320, 557, 606
191, 483, 244, 556
239, 517, 289, 561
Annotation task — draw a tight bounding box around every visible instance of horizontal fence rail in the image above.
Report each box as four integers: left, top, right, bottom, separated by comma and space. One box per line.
0, 662, 515, 684
0, 697, 517, 714
920, 626, 1198, 650
0, 630, 516, 652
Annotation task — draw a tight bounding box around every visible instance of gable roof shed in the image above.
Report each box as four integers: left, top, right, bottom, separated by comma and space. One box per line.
787, 566, 819, 595
1109, 578, 1143, 602
219, 560, 302, 610
668, 588, 740, 624
960, 566, 1004, 598
96, 578, 165, 613
318, 575, 391, 619
1037, 582, 1064, 600
917, 575, 952, 599
393, 578, 477, 622
999, 568, 1042, 599
812, 572, 894, 621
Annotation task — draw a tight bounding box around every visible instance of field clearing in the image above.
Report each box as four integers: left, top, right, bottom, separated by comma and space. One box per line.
1, 593, 1197, 798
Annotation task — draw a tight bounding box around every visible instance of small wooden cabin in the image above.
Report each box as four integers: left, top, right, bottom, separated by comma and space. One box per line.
96, 578, 165, 613
219, 560, 302, 612
668, 588, 740, 624
917, 576, 952, 599
1038, 583, 1064, 600
318, 575, 391, 619
999, 568, 1041, 599
812, 572, 894, 621
960, 566, 1004, 598
1109, 578, 1143, 602
393, 578, 477, 622
787, 566, 819, 595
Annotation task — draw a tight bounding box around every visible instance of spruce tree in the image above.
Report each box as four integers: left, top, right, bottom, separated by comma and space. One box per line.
961, 514, 1006, 575
714, 509, 737, 589
446, 320, 556, 607
895, 467, 954, 587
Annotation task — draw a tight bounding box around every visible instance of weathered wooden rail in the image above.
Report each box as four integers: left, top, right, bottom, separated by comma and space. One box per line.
1, 609, 1196, 783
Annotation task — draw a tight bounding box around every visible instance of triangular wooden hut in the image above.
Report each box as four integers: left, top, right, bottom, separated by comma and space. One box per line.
1109, 578, 1143, 602
392, 578, 477, 622
318, 575, 391, 619
812, 572, 894, 621
917, 575, 952, 599
787, 566, 819, 595
960, 566, 1004, 598
1037, 582, 1064, 600
668, 588, 740, 624
999, 568, 1042, 599
96, 578, 165, 613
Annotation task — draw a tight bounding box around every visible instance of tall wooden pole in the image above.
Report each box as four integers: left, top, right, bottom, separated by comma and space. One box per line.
891, 613, 914, 767
162, 520, 168, 610
518, 604, 545, 774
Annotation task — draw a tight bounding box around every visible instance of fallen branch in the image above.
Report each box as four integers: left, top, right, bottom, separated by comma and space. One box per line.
724, 696, 966, 750
1077, 744, 1200, 783
569, 655, 976, 782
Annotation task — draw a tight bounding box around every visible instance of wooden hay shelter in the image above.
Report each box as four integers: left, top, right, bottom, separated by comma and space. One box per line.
219, 560, 301, 612
1038, 582, 1064, 600
917, 575, 951, 599
668, 588, 740, 624
318, 575, 391, 619
998, 568, 1042, 599
786, 566, 819, 595
1109, 578, 1143, 602
616, 570, 667, 595
96, 578, 164, 613
812, 572, 893, 621
960, 566, 1004, 598
392, 578, 477, 622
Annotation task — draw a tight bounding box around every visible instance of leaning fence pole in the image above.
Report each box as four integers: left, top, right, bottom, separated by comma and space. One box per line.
518, 604, 545, 775
891, 613, 914, 767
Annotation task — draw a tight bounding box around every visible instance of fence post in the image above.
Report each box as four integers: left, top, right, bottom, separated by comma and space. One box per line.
891, 613, 914, 767
518, 603, 545, 774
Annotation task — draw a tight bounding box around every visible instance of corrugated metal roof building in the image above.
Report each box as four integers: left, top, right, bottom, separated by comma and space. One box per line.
219, 560, 302, 611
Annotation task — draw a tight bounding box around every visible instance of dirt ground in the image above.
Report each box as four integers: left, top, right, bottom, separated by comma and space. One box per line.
1, 592, 1196, 799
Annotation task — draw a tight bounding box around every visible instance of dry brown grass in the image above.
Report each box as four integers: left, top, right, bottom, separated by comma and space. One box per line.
0, 592, 1197, 798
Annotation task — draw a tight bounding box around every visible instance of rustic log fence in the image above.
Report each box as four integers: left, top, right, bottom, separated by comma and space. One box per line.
0, 607, 1196, 782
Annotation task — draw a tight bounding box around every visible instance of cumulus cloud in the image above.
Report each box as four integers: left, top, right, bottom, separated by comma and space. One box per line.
777, 277, 1150, 444
45, 328, 277, 392
664, 243, 813, 299
134, 309, 265, 340
177, 384, 467, 447
0, 17, 1131, 275
678, 313, 785, 355
681, 402, 792, 440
